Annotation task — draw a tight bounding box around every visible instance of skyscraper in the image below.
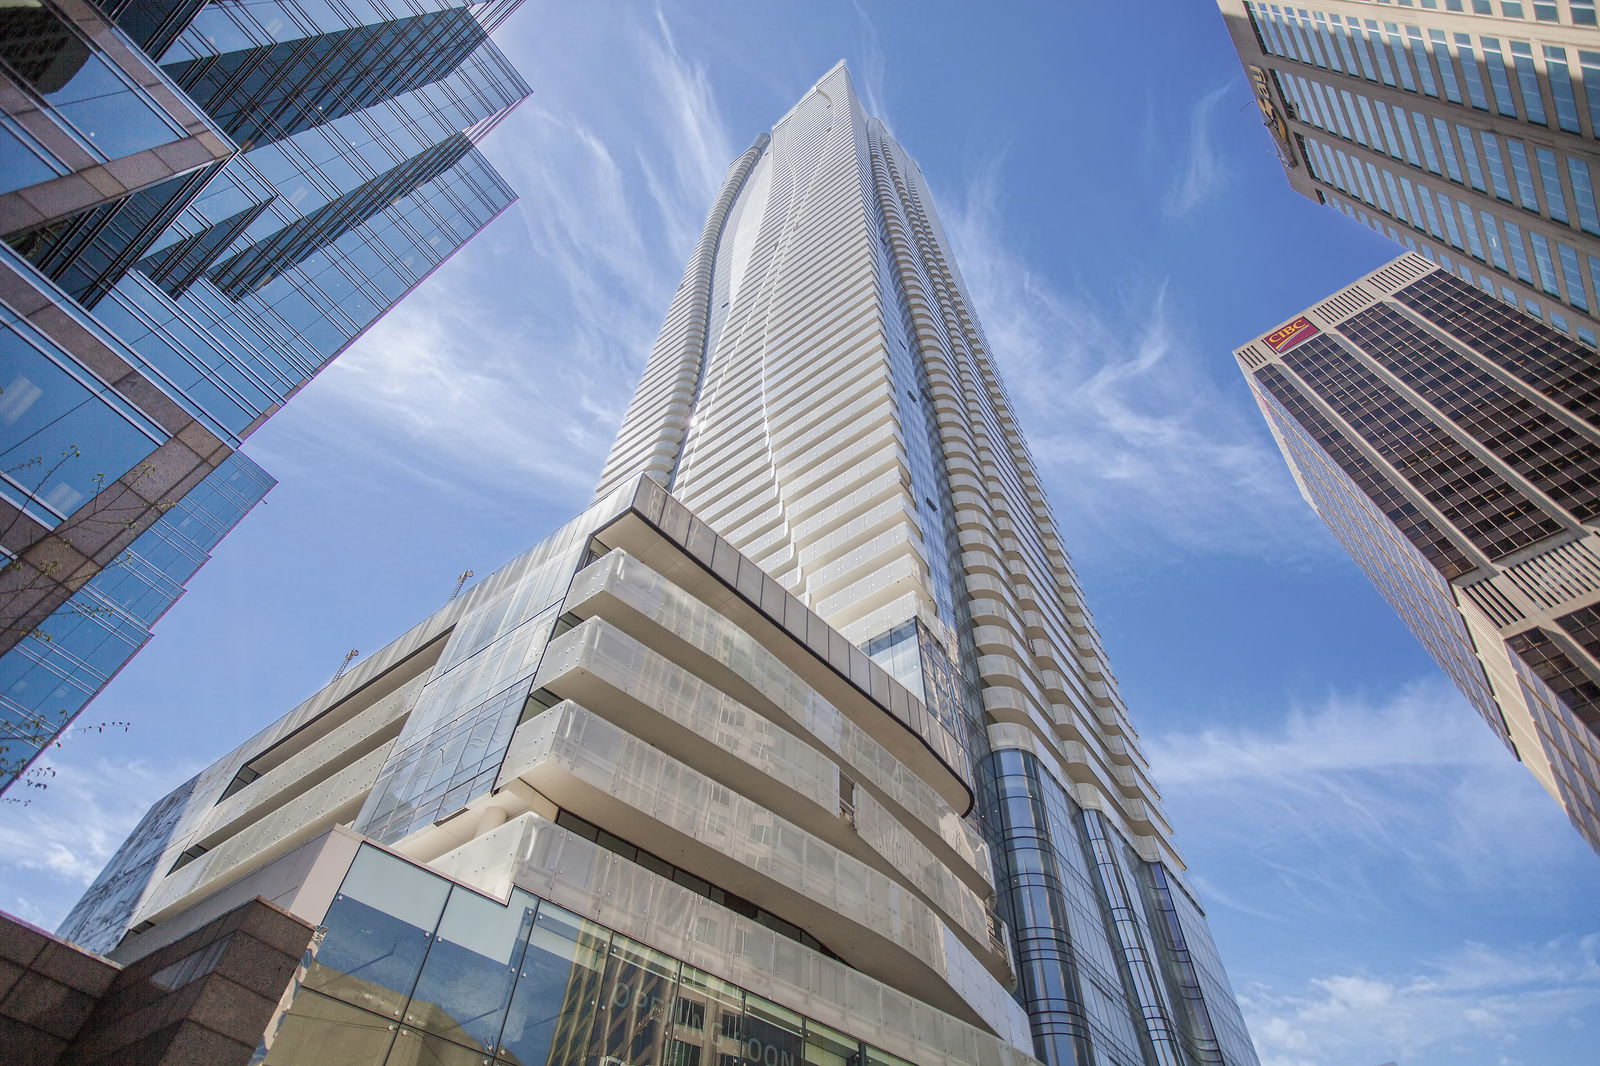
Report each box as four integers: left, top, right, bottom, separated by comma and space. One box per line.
1235, 250, 1600, 853
57, 65, 1259, 1066
1216, 0, 1600, 346
0, 0, 530, 793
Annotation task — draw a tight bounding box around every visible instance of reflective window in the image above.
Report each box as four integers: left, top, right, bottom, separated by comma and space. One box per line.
1508, 41, 1547, 124
1455, 34, 1490, 111
1544, 47, 1583, 133
1569, 158, 1600, 235
1480, 37, 1519, 117
1430, 30, 1462, 103
1504, 139, 1539, 211
1559, 243, 1590, 311
1534, 149, 1568, 224
1479, 133, 1514, 202
0, 1, 185, 160
304, 847, 451, 1019
0, 306, 162, 524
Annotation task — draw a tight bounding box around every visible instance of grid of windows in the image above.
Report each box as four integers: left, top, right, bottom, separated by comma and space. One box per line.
1344, 302, 1600, 520
1254, 364, 1479, 578
1280, 335, 1564, 560
1508, 626, 1600, 733
1244, 2, 1595, 135
1394, 272, 1600, 423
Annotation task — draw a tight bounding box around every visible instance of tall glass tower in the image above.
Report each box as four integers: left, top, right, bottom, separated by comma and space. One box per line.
0, 0, 530, 793
58, 65, 1259, 1066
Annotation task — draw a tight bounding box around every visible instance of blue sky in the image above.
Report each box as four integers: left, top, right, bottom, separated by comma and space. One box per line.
4, 3, 1599, 1065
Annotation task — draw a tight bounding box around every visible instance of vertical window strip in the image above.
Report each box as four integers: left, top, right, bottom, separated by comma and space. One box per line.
1368, 20, 1398, 85
1386, 169, 1410, 222
1558, 243, 1590, 312
1412, 114, 1441, 175
1504, 139, 1540, 211
1439, 190, 1467, 249
1580, 52, 1600, 136
1430, 30, 1463, 104
1367, 160, 1392, 212
1377, 104, 1403, 158
1400, 178, 1424, 228
1392, 104, 1421, 165
1568, 157, 1600, 235
1331, 15, 1362, 74
1480, 37, 1520, 117
1502, 218, 1533, 281
1433, 119, 1463, 184
1288, 10, 1319, 66
1356, 159, 1378, 205
1416, 185, 1445, 239
1529, 232, 1561, 297
1536, 149, 1568, 224
1509, 42, 1548, 125
1342, 90, 1369, 146
1348, 18, 1378, 81
1313, 12, 1344, 73
1543, 47, 1582, 134
1406, 27, 1438, 97
1458, 125, 1487, 191
1385, 23, 1418, 91
1479, 133, 1514, 201
1359, 95, 1383, 150
1455, 34, 1490, 110
1481, 210, 1510, 270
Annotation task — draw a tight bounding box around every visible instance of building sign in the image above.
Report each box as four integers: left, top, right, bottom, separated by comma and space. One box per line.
1248, 64, 1298, 169
1263, 315, 1319, 353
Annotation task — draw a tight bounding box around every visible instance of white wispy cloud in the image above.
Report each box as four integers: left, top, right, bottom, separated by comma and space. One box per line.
938, 158, 1325, 564
271, 4, 737, 511
1146, 676, 1590, 913
1240, 934, 1600, 1066
1162, 82, 1233, 217
0, 749, 188, 930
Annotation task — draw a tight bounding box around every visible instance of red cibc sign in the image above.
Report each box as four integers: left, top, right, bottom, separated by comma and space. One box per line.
1263, 315, 1319, 353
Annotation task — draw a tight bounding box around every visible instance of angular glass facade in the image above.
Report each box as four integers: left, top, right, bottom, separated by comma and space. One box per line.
0, 0, 530, 792
266, 843, 956, 1066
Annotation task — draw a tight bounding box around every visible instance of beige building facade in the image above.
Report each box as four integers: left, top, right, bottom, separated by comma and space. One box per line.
1217, 0, 1600, 345
1237, 251, 1600, 853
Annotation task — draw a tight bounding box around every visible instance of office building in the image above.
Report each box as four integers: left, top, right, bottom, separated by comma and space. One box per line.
1216, 0, 1600, 345
1235, 251, 1600, 852
58, 65, 1260, 1066
0, 0, 530, 793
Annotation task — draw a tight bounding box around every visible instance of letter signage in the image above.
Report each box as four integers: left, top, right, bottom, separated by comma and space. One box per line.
1263, 315, 1318, 353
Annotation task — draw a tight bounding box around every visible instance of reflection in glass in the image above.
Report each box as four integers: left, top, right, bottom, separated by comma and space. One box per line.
306, 848, 450, 1019
407, 888, 535, 1052
496, 902, 607, 1065
260, 988, 396, 1066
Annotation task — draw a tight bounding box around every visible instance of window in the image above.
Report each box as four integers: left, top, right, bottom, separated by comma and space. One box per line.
1536, 148, 1568, 223
1544, 47, 1583, 133
1509, 42, 1548, 124
1480, 38, 1520, 118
